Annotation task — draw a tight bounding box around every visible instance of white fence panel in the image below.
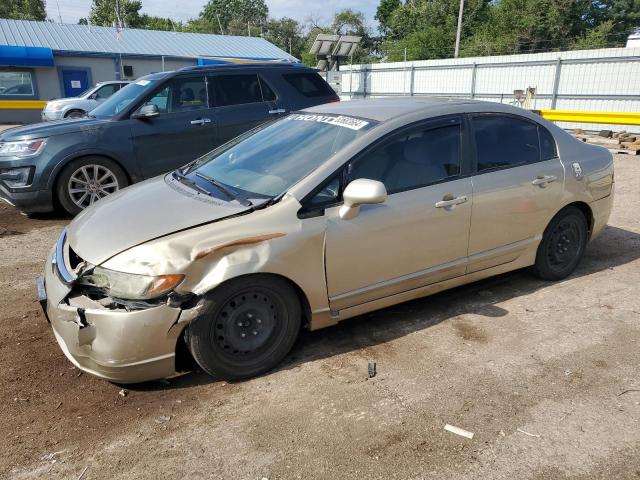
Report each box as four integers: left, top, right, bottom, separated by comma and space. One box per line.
337, 47, 640, 132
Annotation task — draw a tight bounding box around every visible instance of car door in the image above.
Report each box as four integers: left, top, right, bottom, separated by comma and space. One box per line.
130, 74, 218, 177
467, 113, 565, 272
209, 73, 287, 145
322, 116, 473, 311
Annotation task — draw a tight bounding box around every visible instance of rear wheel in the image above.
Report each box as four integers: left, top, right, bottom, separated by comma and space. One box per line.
55, 157, 128, 215
187, 276, 301, 381
532, 206, 588, 281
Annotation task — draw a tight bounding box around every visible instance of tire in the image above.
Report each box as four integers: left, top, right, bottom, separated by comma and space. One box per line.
532, 206, 588, 281
55, 156, 129, 215
65, 110, 85, 119
187, 276, 302, 381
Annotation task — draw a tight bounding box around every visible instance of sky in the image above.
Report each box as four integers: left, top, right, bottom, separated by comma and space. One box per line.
45, 0, 378, 28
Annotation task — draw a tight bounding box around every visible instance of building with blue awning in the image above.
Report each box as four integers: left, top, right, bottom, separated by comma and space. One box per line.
0, 19, 297, 123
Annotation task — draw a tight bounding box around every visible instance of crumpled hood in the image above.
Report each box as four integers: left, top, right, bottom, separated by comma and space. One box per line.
0, 117, 109, 141
67, 175, 251, 265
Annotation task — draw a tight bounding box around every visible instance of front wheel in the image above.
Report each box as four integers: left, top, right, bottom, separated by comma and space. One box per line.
55, 157, 129, 215
65, 110, 85, 119
187, 276, 302, 381
532, 206, 588, 281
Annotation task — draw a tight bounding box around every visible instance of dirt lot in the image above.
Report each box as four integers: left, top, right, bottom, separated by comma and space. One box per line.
1, 154, 639, 480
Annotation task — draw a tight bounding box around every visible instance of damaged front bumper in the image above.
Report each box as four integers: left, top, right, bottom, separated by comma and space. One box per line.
39, 246, 194, 384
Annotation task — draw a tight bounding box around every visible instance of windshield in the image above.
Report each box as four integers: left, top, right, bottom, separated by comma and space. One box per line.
188, 113, 376, 198
90, 78, 158, 118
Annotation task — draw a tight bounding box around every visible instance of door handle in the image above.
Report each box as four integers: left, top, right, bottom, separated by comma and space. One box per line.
532, 175, 557, 186
435, 195, 468, 209
268, 108, 286, 115
190, 118, 212, 125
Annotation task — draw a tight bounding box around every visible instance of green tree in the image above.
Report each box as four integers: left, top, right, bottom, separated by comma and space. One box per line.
380, 0, 489, 60
574, 19, 617, 49
0, 0, 46, 21
140, 15, 184, 31
190, 0, 268, 35
263, 17, 306, 59
375, 0, 401, 35
87, 0, 145, 28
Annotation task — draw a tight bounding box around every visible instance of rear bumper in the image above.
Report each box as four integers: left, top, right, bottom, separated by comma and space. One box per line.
41, 248, 187, 383
590, 187, 614, 239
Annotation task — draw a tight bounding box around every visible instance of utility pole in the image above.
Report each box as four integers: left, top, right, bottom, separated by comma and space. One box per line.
454, 0, 464, 58
216, 14, 224, 35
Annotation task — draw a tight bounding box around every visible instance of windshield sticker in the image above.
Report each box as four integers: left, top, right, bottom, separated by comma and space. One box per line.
136, 79, 151, 86
287, 114, 370, 131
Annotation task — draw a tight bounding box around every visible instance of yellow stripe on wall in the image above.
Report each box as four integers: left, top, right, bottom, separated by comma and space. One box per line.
0, 100, 47, 110
539, 110, 640, 126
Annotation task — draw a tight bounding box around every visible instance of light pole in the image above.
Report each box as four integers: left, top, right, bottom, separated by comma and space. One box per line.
454, 0, 464, 58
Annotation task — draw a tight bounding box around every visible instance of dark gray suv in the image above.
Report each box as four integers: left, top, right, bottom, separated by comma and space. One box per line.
0, 63, 339, 214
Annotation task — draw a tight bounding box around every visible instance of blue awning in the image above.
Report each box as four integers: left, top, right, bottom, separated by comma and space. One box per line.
0, 45, 54, 67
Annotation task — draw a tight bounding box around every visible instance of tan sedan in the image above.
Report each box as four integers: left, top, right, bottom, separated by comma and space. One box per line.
38, 98, 614, 383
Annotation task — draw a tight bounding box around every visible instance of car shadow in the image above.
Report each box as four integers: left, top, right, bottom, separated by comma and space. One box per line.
127, 225, 640, 392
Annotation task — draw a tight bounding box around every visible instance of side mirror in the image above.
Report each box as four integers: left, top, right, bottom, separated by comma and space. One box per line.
339, 179, 387, 220
132, 103, 159, 119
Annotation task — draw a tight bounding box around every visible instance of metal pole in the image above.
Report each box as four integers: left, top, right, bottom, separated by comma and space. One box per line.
551, 57, 562, 109
470, 62, 477, 98
409, 64, 415, 96
216, 14, 224, 35
454, 0, 464, 58
349, 54, 353, 100
363, 67, 368, 99
162, 56, 165, 72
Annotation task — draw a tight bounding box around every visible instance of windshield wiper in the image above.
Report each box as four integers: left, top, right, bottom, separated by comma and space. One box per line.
195, 172, 253, 207
171, 171, 213, 197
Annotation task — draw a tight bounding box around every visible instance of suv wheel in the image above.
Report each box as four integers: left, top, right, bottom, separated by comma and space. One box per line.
187, 276, 301, 381
532, 206, 588, 281
56, 157, 128, 215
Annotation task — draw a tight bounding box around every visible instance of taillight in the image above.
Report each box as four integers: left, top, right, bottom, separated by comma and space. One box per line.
328, 97, 340, 103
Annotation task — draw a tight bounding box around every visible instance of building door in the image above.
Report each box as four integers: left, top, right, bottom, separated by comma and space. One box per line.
61, 69, 89, 97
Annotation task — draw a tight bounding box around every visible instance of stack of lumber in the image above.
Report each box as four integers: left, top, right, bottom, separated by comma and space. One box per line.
572, 129, 640, 155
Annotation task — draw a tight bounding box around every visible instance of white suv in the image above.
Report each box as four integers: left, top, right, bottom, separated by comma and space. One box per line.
41, 81, 130, 121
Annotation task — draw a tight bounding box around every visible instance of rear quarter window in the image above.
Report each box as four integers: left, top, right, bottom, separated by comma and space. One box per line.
283, 73, 335, 98
539, 125, 558, 160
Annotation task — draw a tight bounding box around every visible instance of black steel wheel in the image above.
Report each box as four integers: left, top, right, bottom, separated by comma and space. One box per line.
532, 206, 588, 281
187, 276, 301, 381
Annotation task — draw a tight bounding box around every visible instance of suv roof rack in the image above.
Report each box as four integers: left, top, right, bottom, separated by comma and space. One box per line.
178, 62, 304, 72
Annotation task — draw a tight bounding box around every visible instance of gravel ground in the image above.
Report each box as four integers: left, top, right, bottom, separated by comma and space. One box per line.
1, 154, 639, 480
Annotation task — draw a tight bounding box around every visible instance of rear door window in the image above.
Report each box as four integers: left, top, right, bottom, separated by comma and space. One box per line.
473, 115, 541, 172
283, 73, 335, 98
212, 74, 264, 106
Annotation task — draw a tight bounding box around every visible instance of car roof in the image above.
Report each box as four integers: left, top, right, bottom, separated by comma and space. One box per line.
301, 97, 518, 122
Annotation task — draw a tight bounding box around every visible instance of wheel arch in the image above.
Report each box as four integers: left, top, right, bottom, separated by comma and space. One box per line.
191, 272, 313, 330
64, 108, 86, 118
557, 201, 594, 238
51, 153, 132, 197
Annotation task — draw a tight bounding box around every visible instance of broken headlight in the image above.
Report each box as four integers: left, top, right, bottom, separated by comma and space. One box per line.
76, 266, 184, 300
